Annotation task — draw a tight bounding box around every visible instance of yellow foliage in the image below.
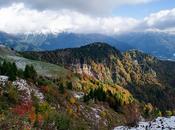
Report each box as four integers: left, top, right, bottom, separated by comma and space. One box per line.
67, 108, 73, 115
100, 111, 107, 118
69, 97, 76, 104
0, 113, 5, 122
144, 103, 153, 113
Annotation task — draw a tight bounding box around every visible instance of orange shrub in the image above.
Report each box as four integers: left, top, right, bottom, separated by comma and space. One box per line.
28, 111, 36, 123
12, 102, 33, 116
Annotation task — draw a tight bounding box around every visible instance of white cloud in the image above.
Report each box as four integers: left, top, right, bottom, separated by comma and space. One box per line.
0, 3, 139, 34
144, 8, 175, 30
0, 0, 155, 15
0, 3, 174, 34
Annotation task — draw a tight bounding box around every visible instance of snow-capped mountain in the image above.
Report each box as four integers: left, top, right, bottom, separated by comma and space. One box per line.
18, 32, 132, 51
0, 32, 132, 51
1, 31, 175, 60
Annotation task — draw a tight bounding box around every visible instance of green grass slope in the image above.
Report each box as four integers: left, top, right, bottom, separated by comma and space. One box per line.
0, 46, 70, 79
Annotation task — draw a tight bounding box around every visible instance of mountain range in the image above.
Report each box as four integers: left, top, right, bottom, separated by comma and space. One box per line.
116, 32, 175, 60
1, 31, 175, 60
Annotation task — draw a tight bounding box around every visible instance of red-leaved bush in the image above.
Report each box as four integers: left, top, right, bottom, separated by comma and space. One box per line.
11, 101, 33, 116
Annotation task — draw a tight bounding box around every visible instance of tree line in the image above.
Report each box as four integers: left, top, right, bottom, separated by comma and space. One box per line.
84, 87, 132, 111
0, 60, 37, 81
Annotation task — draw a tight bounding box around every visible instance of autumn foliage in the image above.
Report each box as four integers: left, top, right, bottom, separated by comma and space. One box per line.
11, 102, 33, 116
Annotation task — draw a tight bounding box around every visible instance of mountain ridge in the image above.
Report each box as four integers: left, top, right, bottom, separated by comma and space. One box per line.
21, 42, 175, 111
1, 31, 175, 60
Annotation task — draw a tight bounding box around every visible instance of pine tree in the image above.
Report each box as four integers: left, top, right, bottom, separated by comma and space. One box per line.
59, 83, 65, 94
30, 65, 37, 79
8, 62, 17, 81
0, 61, 17, 81
24, 65, 37, 80
94, 87, 106, 101
67, 82, 73, 90
24, 65, 30, 79
2, 61, 8, 75
12, 63, 17, 75
0, 62, 2, 74
89, 88, 94, 99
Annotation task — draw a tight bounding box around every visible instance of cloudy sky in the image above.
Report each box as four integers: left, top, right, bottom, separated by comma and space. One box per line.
0, 0, 174, 34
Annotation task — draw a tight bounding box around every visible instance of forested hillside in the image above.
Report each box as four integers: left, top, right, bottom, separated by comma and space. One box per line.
22, 43, 175, 112
1, 43, 175, 129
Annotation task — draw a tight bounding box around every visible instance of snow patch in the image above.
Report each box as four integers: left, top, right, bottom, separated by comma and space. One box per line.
12, 79, 44, 102
73, 92, 84, 99
0, 75, 9, 81
91, 108, 101, 119
0, 75, 9, 86
114, 116, 175, 130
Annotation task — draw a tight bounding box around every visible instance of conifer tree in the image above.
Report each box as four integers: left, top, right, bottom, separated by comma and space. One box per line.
0, 61, 17, 81
24, 64, 37, 80
59, 83, 65, 94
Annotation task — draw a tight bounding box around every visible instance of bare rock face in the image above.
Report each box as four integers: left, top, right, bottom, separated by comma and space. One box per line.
72, 64, 93, 77
72, 63, 114, 83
